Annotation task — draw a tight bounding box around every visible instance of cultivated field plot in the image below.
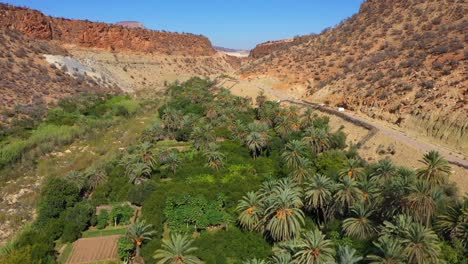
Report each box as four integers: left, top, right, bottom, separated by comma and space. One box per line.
66, 235, 120, 264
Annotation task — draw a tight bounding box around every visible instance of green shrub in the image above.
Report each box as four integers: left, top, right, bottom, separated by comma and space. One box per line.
96, 210, 109, 229
110, 204, 134, 226
61, 201, 94, 242
128, 182, 157, 206
118, 236, 135, 261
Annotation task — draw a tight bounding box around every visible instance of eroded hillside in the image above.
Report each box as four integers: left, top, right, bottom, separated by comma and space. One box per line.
0, 29, 120, 130
0, 4, 215, 55
242, 0, 467, 151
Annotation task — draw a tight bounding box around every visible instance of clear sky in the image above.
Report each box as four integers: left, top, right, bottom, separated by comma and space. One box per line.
3, 0, 364, 49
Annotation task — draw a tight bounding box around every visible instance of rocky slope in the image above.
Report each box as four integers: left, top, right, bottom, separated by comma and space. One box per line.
115, 21, 146, 29
241, 0, 467, 151
0, 29, 120, 130
249, 36, 311, 58
0, 4, 215, 55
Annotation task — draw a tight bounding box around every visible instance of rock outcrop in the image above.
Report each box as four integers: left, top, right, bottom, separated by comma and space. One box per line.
0, 4, 215, 56
115, 21, 146, 29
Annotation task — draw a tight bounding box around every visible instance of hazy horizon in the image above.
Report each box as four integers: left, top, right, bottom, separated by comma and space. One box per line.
2, 0, 364, 49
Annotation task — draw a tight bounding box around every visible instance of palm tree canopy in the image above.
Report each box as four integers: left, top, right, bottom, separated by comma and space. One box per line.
342, 203, 376, 240
402, 223, 442, 264
336, 245, 363, 264
304, 174, 334, 210
416, 150, 451, 188
367, 235, 407, 264
292, 228, 335, 264
127, 220, 156, 245
153, 233, 202, 264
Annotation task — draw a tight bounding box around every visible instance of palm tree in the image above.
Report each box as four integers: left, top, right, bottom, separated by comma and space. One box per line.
416, 150, 451, 188
264, 180, 304, 241
367, 235, 407, 264
165, 151, 181, 175
357, 174, 380, 204
339, 158, 363, 179
302, 127, 330, 154
243, 258, 268, 264
300, 108, 315, 129
136, 141, 157, 168
292, 228, 335, 264
127, 220, 156, 258
372, 159, 397, 184
304, 174, 335, 223
126, 162, 152, 184
275, 115, 295, 139
65, 171, 87, 191
405, 180, 442, 226
237, 191, 264, 231
336, 245, 362, 264
86, 168, 107, 191
191, 124, 214, 150
203, 143, 225, 170
153, 233, 202, 264
281, 140, 307, 170
436, 197, 468, 247
270, 253, 294, 264
402, 223, 441, 264
334, 176, 363, 214
245, 123, 269, 159
342, 203, 376, 240
162, 108, 183, 138
289, 157, 312, 183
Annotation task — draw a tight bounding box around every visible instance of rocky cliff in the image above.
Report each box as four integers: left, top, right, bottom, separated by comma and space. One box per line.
0, 4, 215, 56
241, 0, 467, 150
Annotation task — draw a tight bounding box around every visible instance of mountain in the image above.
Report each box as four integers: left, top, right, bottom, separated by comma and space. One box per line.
214, 46, 250, 58
115, 21, 146, 29
0, 4, 214, 55
241, 0, 467, 150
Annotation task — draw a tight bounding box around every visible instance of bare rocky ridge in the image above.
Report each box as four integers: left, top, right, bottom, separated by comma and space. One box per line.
241, 0, 467, 152
0, 4, 215, 56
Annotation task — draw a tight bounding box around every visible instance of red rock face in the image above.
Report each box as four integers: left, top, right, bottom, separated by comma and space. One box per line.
0, 4, 215, 56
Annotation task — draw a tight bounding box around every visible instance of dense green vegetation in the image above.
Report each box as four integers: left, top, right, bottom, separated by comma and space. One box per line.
0, 78, 466, 264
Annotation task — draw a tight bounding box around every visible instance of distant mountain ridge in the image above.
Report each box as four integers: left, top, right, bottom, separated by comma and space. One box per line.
0, 4, 215, 56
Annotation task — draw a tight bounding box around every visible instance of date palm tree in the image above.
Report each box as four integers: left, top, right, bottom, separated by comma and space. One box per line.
300, 108, 315, 129
282, 140, 307, 170
367, 235, 407, 264
416, 150, 451, 188
339, 158, 363, 179
237, 191, 264, 231
191, 124, 214, 150
162, 108, 183, 139
203, 143, 225, 170
126, 162, 152, 184
243, 258, 268, 264
289, 157, 312, 183
342, 203, 376, 240
405, 180, 442, 226
334, 176, 363, 214
436, 197, 468, 247
302, 127, 330, 154
304, 174, 335, 223
245, 122, 270, 159
372, 159, 397, 184
402, 223, 441, 264
292, 228, 335, 264
127, 220, 156, 258
275, 115, 295, 139
270, 253, 294, 264
264, 180, 304, 241
153, 233, 202, 264
336, 245, 362, 264
165, 150, 181, 175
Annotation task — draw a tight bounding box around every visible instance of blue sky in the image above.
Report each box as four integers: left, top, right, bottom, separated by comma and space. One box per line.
4, 0, 364, 49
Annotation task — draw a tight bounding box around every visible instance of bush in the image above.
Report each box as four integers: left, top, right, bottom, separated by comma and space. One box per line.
118, 236, 135, 261
128, 182, 157, 206
36, 178, 80, 226
61, 201, 94, 242
96, 210, 109, 229
110, 204, 134, 226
